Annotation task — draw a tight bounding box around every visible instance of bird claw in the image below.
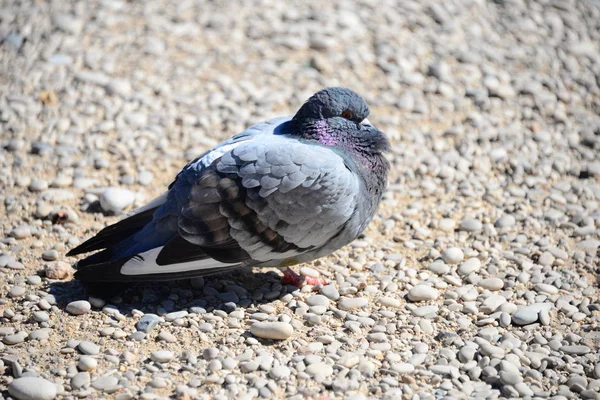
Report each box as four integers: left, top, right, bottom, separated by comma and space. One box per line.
281, 268, 329, 288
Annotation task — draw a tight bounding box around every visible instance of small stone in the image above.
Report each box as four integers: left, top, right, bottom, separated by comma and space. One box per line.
300, 266, 320, 278
306, 295, 330, 307
158, 331, 177, 343
269, 366, 291, 379
45, 262, 73, 280
495, 215, 516, 228
407, 285, 439, 302
41, 250, 59, 261
306, 362, 333, 378
391, 363, 415, 374
534, 283, 559, 295
560, 345, 590, 355
10, 226, 32, 239
8, 377, 57, 400
150, 350, 174, 363
377, 297, 402, 308
203, 348, 219, 359
338, 297, 369, 310
442, 248, 464, 264
3, 332, 27, 345
439, 218, 456, 231
458, 258, 481, 275
99, 187, 135, 214
500, 371, 523, 385
91, 375, 118, 391
52, 13, 83, 34
32, 311, 49, 323
78, 341, 100, 355
29, 179, 49, 192
512, 303, 551, 325
321, 285, 340, 300
106, 79, 132, 96
136, 314, 161, 333
458, 347, 477, 362
71, 372, 90, 390
78, 356, 97, 371
459, 218, 482, 232
538, 252, 555, 266
9, 286, 26, 298
66, 300, 91, 315
250, 322, 293, 340
190, 277, 204, 288
479, 278, 504, 291
428, 261, 450, 275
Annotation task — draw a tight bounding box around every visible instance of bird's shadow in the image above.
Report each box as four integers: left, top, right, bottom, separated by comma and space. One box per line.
48, 268, 298, 317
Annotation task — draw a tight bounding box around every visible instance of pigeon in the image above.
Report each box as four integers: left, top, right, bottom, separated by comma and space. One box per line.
68, 87, 390, 287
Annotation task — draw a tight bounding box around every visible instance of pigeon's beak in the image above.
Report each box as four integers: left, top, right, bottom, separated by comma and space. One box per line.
360, 118, 372, 126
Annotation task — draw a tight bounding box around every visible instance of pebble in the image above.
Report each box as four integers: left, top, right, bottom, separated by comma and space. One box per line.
479, 278, 504, 291
321, 284, 340, 300
91, 376, 118, 391
99, 187, 135, 214
66, 301, 91, 315
78, 356, 97, 371
10, 226, 31, 239
512, 303, 552, 325
71, 372, 90, 390
52, 13, 83, 34
150, 350, 174, 363
407, 285, 439, 301
338, 297, 369, 310
495, 215, 516, 228
41, 250, 58, 261
77, 341, 100, 355
377, 297, 402, 308
560, 345, 591, 355
32, 311, 49, 323
305, 362, 333, 378
459, 218, 482, 232
45, 262, 72, 280
136, 314, 161, 332
439, 218, 456, 231
458, 258, 481, 275
158, 330, 177, 343
8, 377, 57, 400
250, 322, 293, 340
442, 248, 464, 264
9, 286, 26, 298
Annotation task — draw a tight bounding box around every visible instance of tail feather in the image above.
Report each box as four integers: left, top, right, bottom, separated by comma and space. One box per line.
75, 247, 242, 282
67, 207, 157, 256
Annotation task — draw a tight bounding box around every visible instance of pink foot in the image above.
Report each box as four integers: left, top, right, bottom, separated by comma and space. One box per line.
281, 268, 329, 288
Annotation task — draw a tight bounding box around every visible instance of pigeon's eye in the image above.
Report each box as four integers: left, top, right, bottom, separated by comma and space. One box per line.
341, 110, 353, 119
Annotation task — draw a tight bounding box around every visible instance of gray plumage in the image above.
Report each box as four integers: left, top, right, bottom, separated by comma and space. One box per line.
69, 87, 390, 283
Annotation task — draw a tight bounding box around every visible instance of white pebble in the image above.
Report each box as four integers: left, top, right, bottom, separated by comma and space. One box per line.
150, 350, 174, 363
250, 322, 293, 340
8, 377, 57, 400
99, 187, 135, 214
408, 285, 439, 302
442, 248, 464, 264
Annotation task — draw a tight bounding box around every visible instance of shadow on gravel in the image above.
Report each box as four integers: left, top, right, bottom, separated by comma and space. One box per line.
48, 268, 297, 317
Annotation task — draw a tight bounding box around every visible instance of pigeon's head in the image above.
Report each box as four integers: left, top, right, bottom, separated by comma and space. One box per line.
291, 87, 389, 156
293, 87, 370, 124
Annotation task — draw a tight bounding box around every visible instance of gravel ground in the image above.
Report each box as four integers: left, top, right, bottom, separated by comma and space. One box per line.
1, 0, 600, 399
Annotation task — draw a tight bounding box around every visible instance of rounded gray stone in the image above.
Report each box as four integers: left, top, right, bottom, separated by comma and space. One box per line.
8, 377, 57, 400
66, 300, 91, 315
77, 341, 100, 355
